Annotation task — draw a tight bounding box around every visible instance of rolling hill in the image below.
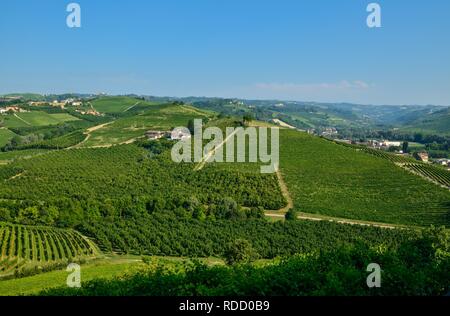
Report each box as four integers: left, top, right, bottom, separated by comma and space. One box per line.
279, 129, 450, 226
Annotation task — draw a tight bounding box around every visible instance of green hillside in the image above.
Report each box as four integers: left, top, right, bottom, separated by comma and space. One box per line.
280, 130, 450, 226
90, 96, 157, 114
81, 103, 212, 147
0, 129, 17, 147
401, 108, 450, 135
1, 93, 45, 101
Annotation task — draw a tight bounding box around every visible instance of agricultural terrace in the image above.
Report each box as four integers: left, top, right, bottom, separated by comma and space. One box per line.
0, 223, 98, 278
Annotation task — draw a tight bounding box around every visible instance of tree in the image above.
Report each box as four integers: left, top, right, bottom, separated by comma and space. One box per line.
243, 114, 254, 126
16, 207, 39, 225
224, 239, 259, 265
39, 205, 59, 225
0, 208, 11, 222
212, 197, 245, 220
187, 119, 195, 134
402, 141, 409, 153
285, 209, 299, 221
247, 207, 265, 219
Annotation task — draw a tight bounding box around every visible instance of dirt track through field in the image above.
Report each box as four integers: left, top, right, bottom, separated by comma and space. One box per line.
123, 102, 140, 112
13, 113, 31, 126
68, 122, 114, 149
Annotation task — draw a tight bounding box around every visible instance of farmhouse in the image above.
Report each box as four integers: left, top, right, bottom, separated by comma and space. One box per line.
435, 159, 450, 167
0, 106, 27, 114
28, 101, 48, 106
416, 152, 429, 163
145, 130, 167, 140
171, 129, 191, 141
76, 109, 102, 116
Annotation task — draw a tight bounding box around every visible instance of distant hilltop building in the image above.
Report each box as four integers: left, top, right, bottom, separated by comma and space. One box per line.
0, 106, 28, 114
321, 127, 338, 136
145, 131, 168, 140
76, 109, 103, 116
435, 158, 450, 167
368, 140, 401, 149
145, 129, 190, 141
171, 129, 192, 141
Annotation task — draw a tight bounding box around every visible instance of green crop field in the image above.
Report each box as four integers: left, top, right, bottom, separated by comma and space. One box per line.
280, 130, 450, 226
0, 223, 98, 278
402, 163, 450, 188
0, 144, 284, 214
1, 112, 79, 128
336, 142, 450, 189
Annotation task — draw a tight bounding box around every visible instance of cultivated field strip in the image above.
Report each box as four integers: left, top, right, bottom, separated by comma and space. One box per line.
336, 141, 450, 189
400, 163, 450, 188
0, 223, 98, 275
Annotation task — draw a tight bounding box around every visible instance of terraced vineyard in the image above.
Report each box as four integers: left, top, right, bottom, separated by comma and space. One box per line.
335, 141, 416, 163
336, 142, 450, 189
401, 163, 450, 188
0, 223, 99, 277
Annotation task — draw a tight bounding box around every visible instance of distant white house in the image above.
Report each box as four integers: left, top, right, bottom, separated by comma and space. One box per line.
435, 159, 450, 167
171, 128, 191, 141
383, 141, 402, 148
146, 131, 167, 140
368, 140, 401, 149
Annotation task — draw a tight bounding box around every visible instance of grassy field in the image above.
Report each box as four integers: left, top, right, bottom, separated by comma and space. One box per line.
1, 112, 79, 128
279, 129, 450, 226
81, 104, 212, 147
0, 255, 226, 296
0, 128, 17, 147
0, 257, 140, 296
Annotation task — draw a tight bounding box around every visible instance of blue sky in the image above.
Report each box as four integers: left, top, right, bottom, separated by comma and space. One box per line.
1, 0, 449, 105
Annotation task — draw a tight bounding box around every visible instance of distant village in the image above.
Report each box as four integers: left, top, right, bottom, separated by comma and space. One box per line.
0, 97, 104, 117
334, 138, 450, 170
146, 129, 192, 141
